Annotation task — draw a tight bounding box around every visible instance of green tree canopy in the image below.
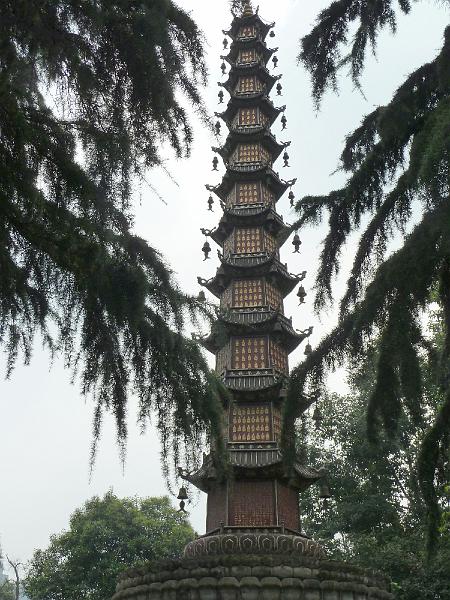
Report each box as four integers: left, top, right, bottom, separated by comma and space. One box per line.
0, 0, 226, 474
24, 493, 194, 600
300, 349, 450, 599
283, 0, 450, 552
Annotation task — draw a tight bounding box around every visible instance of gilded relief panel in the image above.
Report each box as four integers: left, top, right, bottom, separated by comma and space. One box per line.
229, 403, 271, 442
269, 339, 289, 374
232, 279, 264, 308
231, 336, 269, 370
234, 75, 263, 95
234, 227, 263, 254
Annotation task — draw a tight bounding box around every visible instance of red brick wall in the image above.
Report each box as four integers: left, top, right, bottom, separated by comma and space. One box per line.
228, 480, 275, 527
277, 482, 300, 532
206, 484, 227, 532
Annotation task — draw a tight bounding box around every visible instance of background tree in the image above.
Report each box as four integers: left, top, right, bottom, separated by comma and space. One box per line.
0, 548, 15, 600
283, 0, 450, 552
24, 493, 194, 600
5, 558, 22, 600
300, 342, 450, 599
0, 0, 227, 476
0, 579, 14, 600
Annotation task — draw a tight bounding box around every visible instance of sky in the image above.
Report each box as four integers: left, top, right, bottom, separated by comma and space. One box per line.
0, 0, 448, 573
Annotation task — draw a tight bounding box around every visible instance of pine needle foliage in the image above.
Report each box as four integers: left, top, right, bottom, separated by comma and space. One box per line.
0, 0, 227, 477
283, 1, 450, 554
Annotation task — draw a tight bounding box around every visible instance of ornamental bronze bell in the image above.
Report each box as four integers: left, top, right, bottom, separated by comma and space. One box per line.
312, 406, 323, 427
197, 290, 206, 302
288, 190, 294, 206
319, 480, 332, 499
297, 284, 307, 304
177, 486, 188, 513
177, 486, 188, 500
304, 341, 312, 356
202, 241, 211, 260
292, 232, 302, 253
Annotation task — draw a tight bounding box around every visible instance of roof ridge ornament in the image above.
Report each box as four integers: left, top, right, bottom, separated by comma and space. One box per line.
242, 1, 253, 17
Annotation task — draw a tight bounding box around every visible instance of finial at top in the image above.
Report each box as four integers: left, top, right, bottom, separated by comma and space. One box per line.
242, 1, 253, 17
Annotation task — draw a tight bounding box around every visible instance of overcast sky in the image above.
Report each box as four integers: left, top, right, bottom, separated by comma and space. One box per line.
1, 0, 448, 572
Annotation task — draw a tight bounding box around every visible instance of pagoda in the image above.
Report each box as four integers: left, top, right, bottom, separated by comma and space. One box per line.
180, 0, 325, 556
112, 5, 395, 598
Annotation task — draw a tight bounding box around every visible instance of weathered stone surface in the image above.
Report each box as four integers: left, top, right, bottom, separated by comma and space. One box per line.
280, 577, 303, 600
271, 567, 293, 579
322, 591, 339, 600
198, 578, 217, 600
161, 579, 177, 600
179, 578, 199, 600
251, 567, 273, 579
292, 568, 311, 579
111, 554, 394, 600
231, 567, 252, 579
184, 534, 323, 560
260, 577, 281, 600
240, 577, 261, 600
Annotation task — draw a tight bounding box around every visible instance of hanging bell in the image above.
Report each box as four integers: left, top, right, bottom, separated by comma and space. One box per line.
215, 121, 221, 135
281, 114, 287, 130
276, 82, 282, 96
207, 195, 214, 211
288, 190, 294, 207
223, 38, 229, 49
312, 406, 323, 427
304, 341, 313, 356
221, 61, 227, 75
218, 90, 224, 104
269, 30, 275, 38
272, 56, 278, 69
319, 480, 332, 499
198, 290, 206, 302
212, 156, 219, 171
177, 486, 188, 513
297, 285, 306, 304
292, 232, 302, 253
283, 151, 290, 167
202, 241, 211, 261
177, 486, 188, 500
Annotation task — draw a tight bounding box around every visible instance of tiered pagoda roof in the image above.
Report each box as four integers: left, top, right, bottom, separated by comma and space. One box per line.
183, 1, 323, 538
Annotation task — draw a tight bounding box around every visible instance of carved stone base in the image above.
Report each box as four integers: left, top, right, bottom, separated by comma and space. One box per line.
184, 533, 324, 559
112, 553, 394, 600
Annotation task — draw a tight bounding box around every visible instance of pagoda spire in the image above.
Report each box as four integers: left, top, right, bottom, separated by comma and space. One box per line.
182, 5, 326, 559
242, 1, 254, 17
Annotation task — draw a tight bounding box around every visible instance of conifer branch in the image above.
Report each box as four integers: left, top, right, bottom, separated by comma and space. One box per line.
0, 0, 223, 479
